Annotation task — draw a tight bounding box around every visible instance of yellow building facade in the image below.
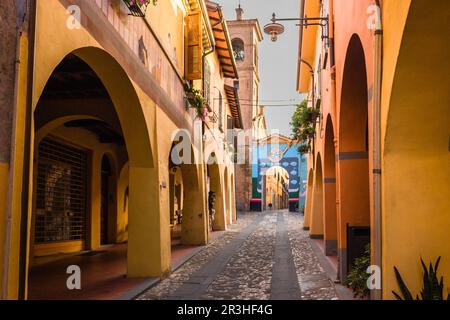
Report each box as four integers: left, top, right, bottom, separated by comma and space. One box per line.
0, 0, 240, 299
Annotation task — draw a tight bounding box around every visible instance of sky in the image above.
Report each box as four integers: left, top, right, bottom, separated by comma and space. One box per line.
216, 0, 305, 137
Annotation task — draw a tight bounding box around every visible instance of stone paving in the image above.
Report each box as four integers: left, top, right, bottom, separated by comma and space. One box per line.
285, 213, 338, 300
138, 210, 339, 300
202, 214, 277, 300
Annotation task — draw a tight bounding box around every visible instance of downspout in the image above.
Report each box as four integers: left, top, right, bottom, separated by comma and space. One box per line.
328, 0, 340, 283
19, 0, 36, 300
201, 6, 221, 239
2, 0, 32, 300
371, 0, 383, 301
300, 59, 315, 112
300, 59, 315, 159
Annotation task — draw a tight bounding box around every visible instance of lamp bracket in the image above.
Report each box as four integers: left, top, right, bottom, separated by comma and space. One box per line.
271, 13, 330, 41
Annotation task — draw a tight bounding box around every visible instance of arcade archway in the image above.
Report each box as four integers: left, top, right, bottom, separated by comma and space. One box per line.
382, 0, 450, 297
206, 154, 226, 232
337, 34, 371, 282
168, 133, 207, 245
323, 117, 338, 256
303, 169, 314, 230
27, 48, 161, 299
263, 166, 290, 211
310, 154, 324, 238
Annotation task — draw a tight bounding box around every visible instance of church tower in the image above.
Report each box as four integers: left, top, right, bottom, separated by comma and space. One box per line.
227, 4, 263, 211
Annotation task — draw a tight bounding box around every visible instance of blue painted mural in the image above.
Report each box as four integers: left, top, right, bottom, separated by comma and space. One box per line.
251, 135, 308, 212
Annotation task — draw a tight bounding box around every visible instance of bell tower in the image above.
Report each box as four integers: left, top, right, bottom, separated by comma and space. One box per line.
228, 4, 263, 211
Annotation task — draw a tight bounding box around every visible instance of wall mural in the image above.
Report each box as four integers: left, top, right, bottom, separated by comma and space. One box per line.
251, 136, 308, 212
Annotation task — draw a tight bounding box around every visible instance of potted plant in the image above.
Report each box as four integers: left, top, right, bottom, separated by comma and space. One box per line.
123, 0, 157, 17
308, 108, 321, 123
184, 84, 208, 120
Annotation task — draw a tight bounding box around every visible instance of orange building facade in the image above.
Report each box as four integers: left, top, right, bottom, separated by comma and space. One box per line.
298, 0, 450, 299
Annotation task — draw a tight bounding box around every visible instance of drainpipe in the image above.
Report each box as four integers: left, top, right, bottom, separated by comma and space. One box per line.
201, 6, 221, 238
300, 60, 315, 110
327, 0, 340, 284
2, 0, 34, 300
371, 0, 383, 301
18, 0, 36, 300
300, 59, 316, 160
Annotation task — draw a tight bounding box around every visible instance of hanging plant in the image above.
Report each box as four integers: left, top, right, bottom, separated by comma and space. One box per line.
298, 124, 316, 141
297, 144, 311, 155
184, 84, 208, 120
291, 99, 320, 143
308, 108, 321, 123
123, 0, 157, 17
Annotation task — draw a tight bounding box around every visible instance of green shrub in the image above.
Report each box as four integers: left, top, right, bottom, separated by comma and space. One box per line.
347, 244, 371, 298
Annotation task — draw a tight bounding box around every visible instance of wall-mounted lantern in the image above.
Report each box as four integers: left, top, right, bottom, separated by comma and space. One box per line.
263, 17, 285, 42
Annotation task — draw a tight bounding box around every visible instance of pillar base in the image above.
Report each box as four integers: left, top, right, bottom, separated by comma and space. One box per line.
338, 248, 348, 284
325, 240, 338, 256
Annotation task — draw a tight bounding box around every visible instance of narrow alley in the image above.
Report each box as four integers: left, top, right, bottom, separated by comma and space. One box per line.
0, 0, 448, 305
139, 211, 350, 300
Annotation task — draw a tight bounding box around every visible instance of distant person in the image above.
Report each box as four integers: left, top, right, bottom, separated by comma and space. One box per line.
208, 191, 216, 230
268, 203, 273, 210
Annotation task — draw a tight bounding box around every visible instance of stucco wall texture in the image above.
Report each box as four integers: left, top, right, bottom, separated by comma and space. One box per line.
0, 0, 18, 162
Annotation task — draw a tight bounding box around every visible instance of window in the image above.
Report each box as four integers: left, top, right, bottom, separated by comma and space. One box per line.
232, 38, 245, 61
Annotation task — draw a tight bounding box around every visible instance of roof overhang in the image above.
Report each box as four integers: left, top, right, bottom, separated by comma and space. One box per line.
297, 0, 320, 93
224, 84, 243, 129
206, 1, 239, 79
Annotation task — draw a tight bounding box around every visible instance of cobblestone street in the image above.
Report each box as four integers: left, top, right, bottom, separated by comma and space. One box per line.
138, 211, 342, 300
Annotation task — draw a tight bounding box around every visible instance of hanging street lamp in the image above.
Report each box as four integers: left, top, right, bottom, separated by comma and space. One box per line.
264, 13, 329, 43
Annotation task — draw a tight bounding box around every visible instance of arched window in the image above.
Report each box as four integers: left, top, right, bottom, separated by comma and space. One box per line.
232, 38, 245, 61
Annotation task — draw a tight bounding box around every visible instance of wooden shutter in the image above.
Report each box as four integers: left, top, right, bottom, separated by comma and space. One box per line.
185, 10, 203, 80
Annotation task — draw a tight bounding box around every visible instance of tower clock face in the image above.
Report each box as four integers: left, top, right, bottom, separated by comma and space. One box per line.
269, 147, 283, 163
